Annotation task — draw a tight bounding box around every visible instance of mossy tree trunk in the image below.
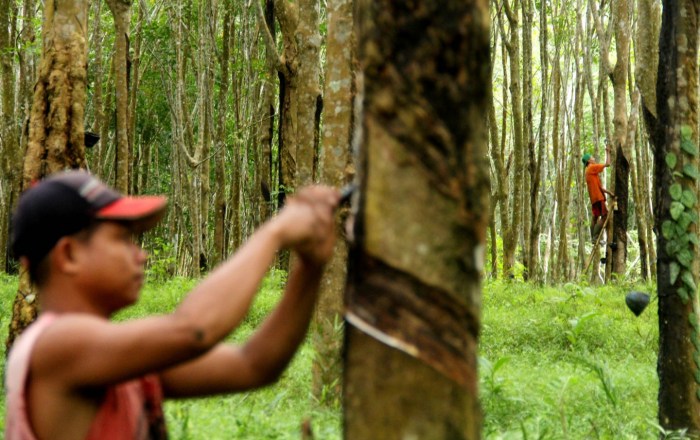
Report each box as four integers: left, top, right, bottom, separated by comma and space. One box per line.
344, 1, 489, 437
7, 0, 89, 351
650, 0, 700, 434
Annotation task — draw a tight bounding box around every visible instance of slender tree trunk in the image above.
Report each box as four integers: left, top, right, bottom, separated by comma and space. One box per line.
609, 0, 632, 276
89, 0, 105, 176
651, 0, 700, 433
213, 3, 233, 267
312, 0, 354, 404
0, 0, 19, 273
7, 0, 89, 351
197, 0, 215, 272
501, 0, 523, 278
527, 0, 547, 284
128, 1, 144, 194
296, 0, 321, 185
258, 0, 275, 222
344, 1, 489, 436
521, 0, 533, 278
106, 0, 132, 194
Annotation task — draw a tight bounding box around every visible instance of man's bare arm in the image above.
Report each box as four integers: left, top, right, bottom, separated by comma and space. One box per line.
31, 188, 338, 389
603, 143, 612, 167
159, 258, 326, 397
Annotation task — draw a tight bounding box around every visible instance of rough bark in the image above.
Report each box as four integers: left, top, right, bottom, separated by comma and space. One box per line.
7, 0, 89, 351
344, 0, 489, 437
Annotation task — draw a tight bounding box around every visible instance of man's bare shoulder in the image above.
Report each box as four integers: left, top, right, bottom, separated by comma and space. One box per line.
31, 314, 112, 377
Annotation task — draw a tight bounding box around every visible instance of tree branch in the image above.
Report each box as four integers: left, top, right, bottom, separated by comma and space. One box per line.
254, 0, 285, 74
588, 0, 612, 75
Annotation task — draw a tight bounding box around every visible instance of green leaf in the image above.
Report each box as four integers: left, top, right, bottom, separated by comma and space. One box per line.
684, 164, 700, 181
691, 211, 700, 224
662, 221, 677, 239
683, 190, 698, 208
679, 287, 690, 304
682, 124, 694, 141
678, 249, 694, 268
671, 262, 681, 285
670, 184, 683, 200
666, 153, 678, 169
667, 240, 682, 256
690, 313, 699, 329
671, 201, 686, 220
682, 270, 697, 291
679, 212, 694, 230
682, 139, 699, 157
689, 233, 700, 246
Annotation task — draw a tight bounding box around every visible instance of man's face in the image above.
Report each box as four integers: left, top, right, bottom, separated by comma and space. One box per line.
72, 222, 148, 314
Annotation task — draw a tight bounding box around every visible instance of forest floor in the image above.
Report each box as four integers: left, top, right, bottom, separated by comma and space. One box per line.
0, 272, 678, 439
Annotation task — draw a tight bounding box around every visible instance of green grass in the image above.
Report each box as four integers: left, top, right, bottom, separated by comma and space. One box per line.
480, 280, 665, 439
0, 273, 686, 439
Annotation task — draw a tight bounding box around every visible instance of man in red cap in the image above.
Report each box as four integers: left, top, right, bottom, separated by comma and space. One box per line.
583, 142, 615, 241
6, 170, 339, 439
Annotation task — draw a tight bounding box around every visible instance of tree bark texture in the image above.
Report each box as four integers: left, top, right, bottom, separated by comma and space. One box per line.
653, 0, 700, 434
312, 0, 354, 404
500, 0, 523, 278
8, 0, 89, 351
105, 0, 132, 193
213, 3, 233, 268
344, 1, 489, 438
610, 0, 632, 277
296, 0, 321, 185
0, 0, 19, 272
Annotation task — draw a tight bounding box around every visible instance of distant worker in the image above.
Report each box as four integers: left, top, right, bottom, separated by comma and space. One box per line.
583, 141, 615, 241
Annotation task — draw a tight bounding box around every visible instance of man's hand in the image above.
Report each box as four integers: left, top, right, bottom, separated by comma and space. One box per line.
272, 186, 339, 265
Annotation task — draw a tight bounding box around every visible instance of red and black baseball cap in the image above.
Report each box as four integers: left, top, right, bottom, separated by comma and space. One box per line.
11, 170, 167, 267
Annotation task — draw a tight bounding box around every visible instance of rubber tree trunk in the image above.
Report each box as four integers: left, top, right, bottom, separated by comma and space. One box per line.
311, 0, 354, 405
105, 0, 131, 194
0, 0, 20, 273
344, 1, 489, 438
7, 0, 89, 351
652, 0, 700, 433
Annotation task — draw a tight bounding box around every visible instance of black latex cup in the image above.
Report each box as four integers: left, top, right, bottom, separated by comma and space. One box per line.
625, 291, 650, 317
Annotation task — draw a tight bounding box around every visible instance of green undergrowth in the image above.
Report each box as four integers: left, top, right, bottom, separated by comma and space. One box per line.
0, 273, 682, 439
480, 280, 668, 439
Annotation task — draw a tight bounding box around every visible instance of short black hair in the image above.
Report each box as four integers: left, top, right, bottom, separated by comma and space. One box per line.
27, 222, 102, 287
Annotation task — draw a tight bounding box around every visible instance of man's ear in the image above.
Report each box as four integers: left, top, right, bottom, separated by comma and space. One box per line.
19, 256, 30, 273
51, 237, 81, 276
